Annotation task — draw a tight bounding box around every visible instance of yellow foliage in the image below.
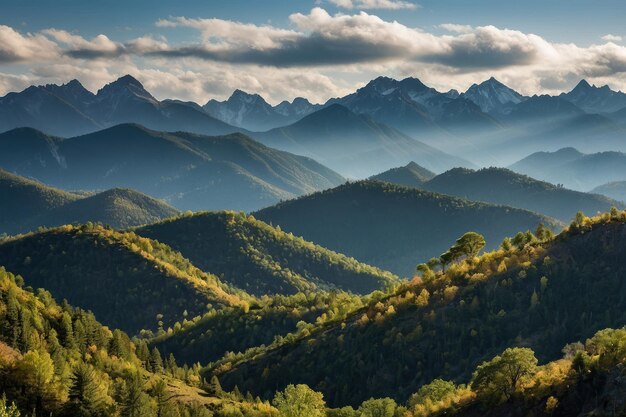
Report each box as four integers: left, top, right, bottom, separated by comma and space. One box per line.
416, 289, 430, 307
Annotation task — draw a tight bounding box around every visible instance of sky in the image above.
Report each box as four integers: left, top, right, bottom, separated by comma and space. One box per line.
1, 0, 626, 104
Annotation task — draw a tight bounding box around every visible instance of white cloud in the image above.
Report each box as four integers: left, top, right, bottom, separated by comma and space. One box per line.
602, 34, 623, 43
0, 25, 59, 63
43, 29, 123, 58
328, 0, 418, 10
3, 9, 626, 102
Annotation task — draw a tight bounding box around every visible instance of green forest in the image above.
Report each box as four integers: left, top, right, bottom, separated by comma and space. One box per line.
4, 210, 626, 416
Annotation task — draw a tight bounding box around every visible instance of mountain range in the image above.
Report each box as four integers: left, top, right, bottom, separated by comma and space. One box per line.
254, 180, 562, 275
0, 169, 179, 235
5, 74, 626, 174
0, 124, 344, 212
202, 76, 626, 169
560, 79, 626, 113
372, 164, 620, 222
255, 104, 472, 177
204, 89, 320, 131
0, 75, 242, 137
509, 147, 626, 191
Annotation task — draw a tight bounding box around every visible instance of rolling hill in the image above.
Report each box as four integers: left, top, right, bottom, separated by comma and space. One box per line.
254, 180, 562, 276
417, 167, 620, 222
0, 265, 280, 417
0, 169, 81, 233
256, 104, 472, 178
0, 224, 248, 334
135, 211, 398, 296
0, 170, 179, 235
592, 181, 626, 202
369, 162, 435, 188
31, 188, 179, 230
210, 211, 626, 407
509, 148, 626, 191
0, 124, 344, 212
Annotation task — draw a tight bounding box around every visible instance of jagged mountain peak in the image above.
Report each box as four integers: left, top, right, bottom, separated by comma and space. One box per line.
229, 89, 267, 103
398, 77, 431, 93
97, 74, 155, 100
358, 76, 434, 96
461, 77, 525, 113
359, 76, 399, 94
574, 79, 592, 90
561, 79, 626, 113
444, 89, 460, 98
113, 74, 143, 87
63, 78, 87, 89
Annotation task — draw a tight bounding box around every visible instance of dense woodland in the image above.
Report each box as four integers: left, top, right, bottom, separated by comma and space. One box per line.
417, 167, 620, 222
5, 212, 626, 416
0, 267, 281, 417
0, 224, 249, 334
0, 169, 179, 235
255, 180, 561, 275
209, 211, 626, 407
135, 211, 397, 295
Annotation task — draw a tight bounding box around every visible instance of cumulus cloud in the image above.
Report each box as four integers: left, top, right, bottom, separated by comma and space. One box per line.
149, 8, 555, 71
42, 29, 169, 59
3, 8, 626, 102
43, 29, 123, 58
328, 0, 417, 10
602, 34, 623, 43
153, 8, 435, 66
0, 25, 59, 63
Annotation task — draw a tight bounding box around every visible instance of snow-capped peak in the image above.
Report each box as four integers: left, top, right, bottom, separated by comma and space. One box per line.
461, 77, 525, 113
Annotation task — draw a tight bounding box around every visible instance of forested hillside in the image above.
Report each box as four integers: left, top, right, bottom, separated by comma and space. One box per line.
0, 169, 81, 234
420, 167, 620, 222
28, 188, 179, 231
149, 290, 367, 366
0, 224, 248, 334
0, 124, 344, 212
255, 181, 562, 275
136, 211, 398, 296
211, 210, 626, 407
370, 162, 435, 189
0, 266, 286, 417
0, 169, 179, 234
509, 148, 626, 191
592, 180, 626, 202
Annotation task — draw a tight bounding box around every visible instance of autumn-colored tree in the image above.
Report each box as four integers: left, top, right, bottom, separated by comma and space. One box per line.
272, 384, 325, 417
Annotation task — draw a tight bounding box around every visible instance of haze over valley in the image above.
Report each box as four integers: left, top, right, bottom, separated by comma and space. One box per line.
3, 1, 626, 416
